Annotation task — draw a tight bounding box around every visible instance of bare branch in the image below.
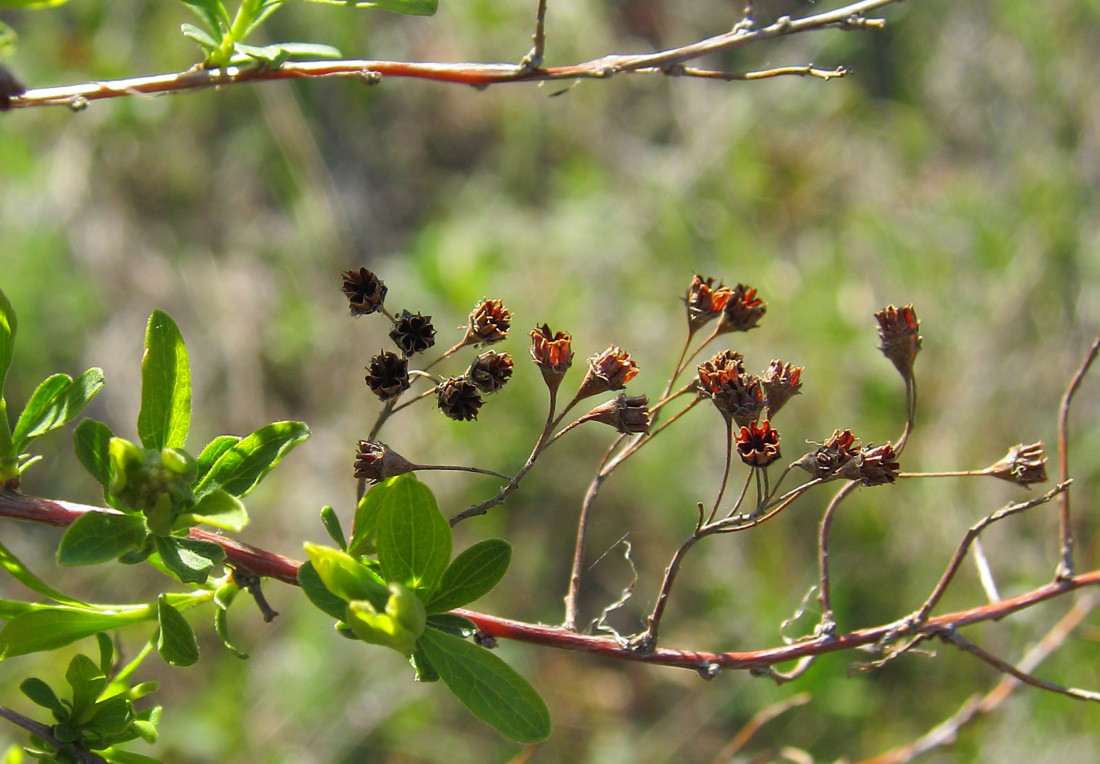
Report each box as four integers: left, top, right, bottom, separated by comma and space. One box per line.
1056, 328, 1100, 579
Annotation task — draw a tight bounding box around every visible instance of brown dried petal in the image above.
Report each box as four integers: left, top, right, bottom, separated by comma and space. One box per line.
342, 267, 388, 316
795, 429, 862, 480
354, 440, 416, 484
468, 351, 514, 393
575, 346, 639, 400
736, 420, 782, 468
437, 377, 484, 421
875, 304, 922, 379
584, 394, 651, 434
859, 443, 900, 487
987, 442, 1048, 486
465, 298, 513, 346
686, 275, 734, 333
365, 351, 410, 401
530, 324, 573, 393
717, 284, 766, 333
389, 310, 437, 356
761, 360, 803, 417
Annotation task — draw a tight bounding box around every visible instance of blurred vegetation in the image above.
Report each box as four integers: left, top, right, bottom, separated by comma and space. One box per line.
2, 0, 1100, 761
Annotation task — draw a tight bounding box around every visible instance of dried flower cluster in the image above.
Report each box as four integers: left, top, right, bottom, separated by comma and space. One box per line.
794, 429, 900, 486
530, 324, 573, 393
875, 304, 921, 379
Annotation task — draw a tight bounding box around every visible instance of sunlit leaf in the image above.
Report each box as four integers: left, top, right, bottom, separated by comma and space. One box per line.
137, 310, 191, 451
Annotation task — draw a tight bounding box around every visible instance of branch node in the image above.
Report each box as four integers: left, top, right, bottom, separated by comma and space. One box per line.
696, 662, 721, 680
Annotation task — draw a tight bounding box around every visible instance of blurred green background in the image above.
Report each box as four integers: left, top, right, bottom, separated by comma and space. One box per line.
2, 0, 1100, 761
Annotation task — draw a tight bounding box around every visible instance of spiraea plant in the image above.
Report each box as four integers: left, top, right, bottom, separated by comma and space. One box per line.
1, 266, 1096, 761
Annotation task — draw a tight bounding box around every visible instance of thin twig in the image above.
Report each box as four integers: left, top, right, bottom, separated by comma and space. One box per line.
707, 692, 811, 764
666, 64, 850, 81
0, 706, 110, 764
817, 481, 858, 635
7, 0, 907, 110
1056, 328, 1100, 579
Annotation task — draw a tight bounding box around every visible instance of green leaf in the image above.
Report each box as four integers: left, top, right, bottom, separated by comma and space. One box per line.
345, 582, 426, 656
174, 0, 230, 37
297, 561, 351, 621
0, 538, 86, 606
86, 695, 133, 735
75, 419, 114, 488
376, 475, 451, 598
196, 435, 238, 482
303, 543, 389, 608
156, 596, 199, 667
180, 22, 220, 54
214, 606, 249, 659
302, 0, 436, 17
427, 539, 511, 613
0, 287, 15, 457
11, 368, 105, 453
57, 513, 147, 567
347, 479, 393, 557
409, 646, 439, 682
0, 606, 153, 659
320, 505, 346, 550
417, 628, 551, 744
96, 632, 114, 675
99, 748, 163, 764
137, 310, 191, 451
176, 488, 248, 532
66, 653, 107, 721
19, 678, 64, 715
154, 536, 225, 585
194, 421, 309, 498
0, 0, 71, 7
426, 613, 477, 638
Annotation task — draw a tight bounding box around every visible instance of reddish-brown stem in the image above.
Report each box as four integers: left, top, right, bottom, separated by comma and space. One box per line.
5, 488, 1100, 673
1056, 329, 1100, 579
7, 0, 904, 110
817, 481, 858, 633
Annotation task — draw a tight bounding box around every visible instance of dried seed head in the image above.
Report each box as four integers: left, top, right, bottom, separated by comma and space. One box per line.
0, 65, 27, 112
736, 420, 782, 468
686, 275, 734, 333
575, 346, 640, 400
365, 351, 410, 401
389, 310, 437, 356
987, 442, 1048, 486
464, 298, 513, 346
436, 377, 484, 421
717, 284, 766, 334
354, 440, 416, 484
875, 304, 922, 380
583, 394, 651, 434
696, 350, 764, 427
342, 267, 388, 317
858, 443, 900, 487
795, 429, 862, 481
468, 351, 514, 394
530, 324, 574, 393
761, 360, 803, 417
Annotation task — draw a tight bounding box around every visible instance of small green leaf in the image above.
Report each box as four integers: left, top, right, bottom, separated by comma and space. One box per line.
345, 582, 426, 656
297, 561, 350, 621
0, 606, 153, 659
57, 513, 147, 567
137, 310, 191, 451
409, 646, 439, 682
427, 539, 511, 613
194, 421, 309, 498
11, 368, 104, 453
417, 627, 551, 744
154, 536, 225, 585
156, 596, 199, 667
0, 287, 15, 457
98, 748, 162, 764
196, 435, 239, 482
320, 505, 346, 550
176, 488, 248, 532
214, 605, 249, 659
174, 0, 230, 37
19, 678, 64, 715
74, 419, 114, 488
376, 475, 451, 598
66, 653, 107, 721
86, 695, 133, 735
303, 543, 389, 608
180, 22, 220, 54
302, 0, 436, 16
0, 538, 86, 606
96, 632, 114, 675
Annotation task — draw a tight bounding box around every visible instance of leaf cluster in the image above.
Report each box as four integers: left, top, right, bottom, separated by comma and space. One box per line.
301, 474, 550, 743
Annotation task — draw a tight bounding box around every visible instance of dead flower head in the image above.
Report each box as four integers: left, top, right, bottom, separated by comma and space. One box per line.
354, 440, 416, 484
342, 267, 388, 317
686, 275, 734, 334
875, 304, 922, 380
464, 298, 513, 346
575, 346, 639, 401
987, 442, 1047, 486
717, 284, 766, 334
736, 420, 781, 468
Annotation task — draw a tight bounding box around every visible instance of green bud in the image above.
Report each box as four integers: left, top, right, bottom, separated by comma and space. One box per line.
161, 447, 198, 479
345, 582, 426, 657
108, 437, 146, 495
